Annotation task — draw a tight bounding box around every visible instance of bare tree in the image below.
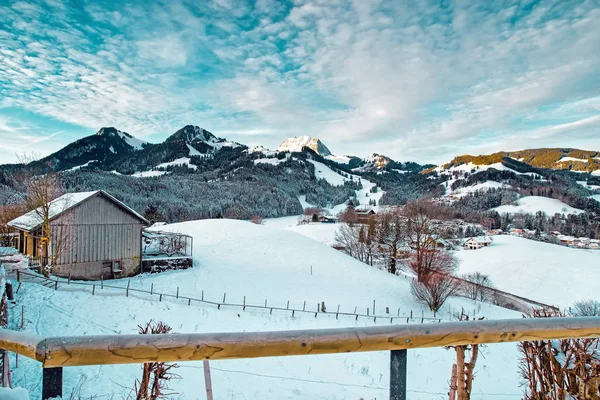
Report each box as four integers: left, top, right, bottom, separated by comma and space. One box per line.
408, 248, 459, 282
135, 320, 180, 400
410, 274, 459, 313
571, 300, 600, 317
335, 223, 371, 264
376, 210, 404, 274
460, 272, 495, 302
0, 204, 25, 247
403, 199, 438, 281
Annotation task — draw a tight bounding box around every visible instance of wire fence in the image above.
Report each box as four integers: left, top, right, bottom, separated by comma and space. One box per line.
14, 269, 453, 325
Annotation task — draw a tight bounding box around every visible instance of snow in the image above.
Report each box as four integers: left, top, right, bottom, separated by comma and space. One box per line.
0, 387, 30, 400
558, 157, 588, 163
12, 218, 523, 399
324, 155, 352, 164
117, 131, 147, 150
254, 158, 284, 166
155, 157, 198, 170
131, 170, 169, 178
593, 171, 600, 176
277, 136, 331, 156
492, 196, 583, 215
451, 181, 510, 198
65, 160, 97, 172
308, 160, 348, 186
297, 195, 314, 209
591, 195, 600, 203
186, 143, 202, 156
286, 222, 341, 246
8, 191, 100, 231
458, 235, 600, 307
577, 181, 600, 190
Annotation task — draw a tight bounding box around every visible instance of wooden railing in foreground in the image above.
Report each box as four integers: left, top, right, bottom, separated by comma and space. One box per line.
2, 317, 600, 399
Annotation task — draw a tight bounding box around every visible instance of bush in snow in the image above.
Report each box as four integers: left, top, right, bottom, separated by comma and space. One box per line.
410, 274, 459, 313
135, 321, 180, 400
572, 299, 600, 317
460, 272, 495, 303
519, 308, 600, 399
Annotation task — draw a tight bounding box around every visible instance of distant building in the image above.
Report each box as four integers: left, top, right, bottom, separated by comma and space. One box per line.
463, 237, 492, 250
356, 208, 376, 224
8, 190, 149, 280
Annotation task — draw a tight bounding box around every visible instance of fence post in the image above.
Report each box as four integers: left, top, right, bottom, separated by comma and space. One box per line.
16, 270, 20, 283
176, 287, 179, 299
101, 275, 103, 289
54, 279, 58, 290
203, 360, 214, 400
92, 285, 95, 295
42, 367, 63, 400
243, 296, 246, 311
126, 280, 130, 297
389, 350, 407, 400
150, 283, 153, 295
223, 293, 226, 303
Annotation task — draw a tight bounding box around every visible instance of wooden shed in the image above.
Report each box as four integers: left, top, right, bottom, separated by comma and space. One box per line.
8, 190, 149, 280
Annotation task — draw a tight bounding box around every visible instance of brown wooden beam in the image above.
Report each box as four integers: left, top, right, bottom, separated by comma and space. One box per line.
0, 329, 44, 362
36, 317, 600, 368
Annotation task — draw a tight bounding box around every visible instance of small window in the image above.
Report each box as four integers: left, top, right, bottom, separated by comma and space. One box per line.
113, 261, 122, 273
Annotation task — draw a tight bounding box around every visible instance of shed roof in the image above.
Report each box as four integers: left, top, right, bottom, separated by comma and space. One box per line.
8, 190, 148, 232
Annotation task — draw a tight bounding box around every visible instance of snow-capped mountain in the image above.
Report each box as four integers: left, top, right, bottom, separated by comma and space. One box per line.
363, 153, 391, 169
96, 127, 147, 150
277, 136, 332, 156
166, 125, 242, 154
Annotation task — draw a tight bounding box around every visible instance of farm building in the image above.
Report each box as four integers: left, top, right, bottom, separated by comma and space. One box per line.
8, 190, 149, 280
463, 237, 493, 250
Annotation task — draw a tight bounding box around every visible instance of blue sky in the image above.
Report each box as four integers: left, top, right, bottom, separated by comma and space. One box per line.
0, 0, 599, 164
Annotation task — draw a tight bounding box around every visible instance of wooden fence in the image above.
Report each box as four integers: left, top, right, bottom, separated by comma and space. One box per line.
15, 269, 447, 324
1, 317, 600, 399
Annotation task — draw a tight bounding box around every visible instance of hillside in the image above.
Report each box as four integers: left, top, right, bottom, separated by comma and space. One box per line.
440, 148, 600, 174
11, 219, 522, 399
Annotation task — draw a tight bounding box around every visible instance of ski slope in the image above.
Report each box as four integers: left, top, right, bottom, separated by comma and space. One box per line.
11, 219, 523, 399
492, 196, 583, 215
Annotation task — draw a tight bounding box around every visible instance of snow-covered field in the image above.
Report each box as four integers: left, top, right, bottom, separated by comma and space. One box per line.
451, 181, 510, 198
458, 235, 600, 307
10, 219, 523, 399
492, 196, 583, 215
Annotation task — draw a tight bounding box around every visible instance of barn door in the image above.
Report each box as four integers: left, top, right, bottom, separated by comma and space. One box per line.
102, 261, 113, 280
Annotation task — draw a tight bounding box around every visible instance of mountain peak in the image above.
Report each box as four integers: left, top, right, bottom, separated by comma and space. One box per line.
277, 136, 332, 156
96, 127, 131, 138
167, 125, 217, 143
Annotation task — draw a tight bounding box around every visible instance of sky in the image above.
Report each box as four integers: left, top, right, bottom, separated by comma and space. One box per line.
0, 0, 599, 164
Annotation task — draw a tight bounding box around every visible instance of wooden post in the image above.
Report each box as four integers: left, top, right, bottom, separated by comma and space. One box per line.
386, 307, 389, 314
42, 367, 63, 400
92, 285, 95, 295
176, 287, 179, 299
68, 272, 71, 284
101, 275, 104, 289
373, 300, 376, 315
287, 300, 290, 310
302, 301, 305, 311
389, 350, 407, 400
336, 305, 340, 319
16, 270, 20, 283
354, 306, 357, 314
367, 308, 369, 316
21, 305, 24, 329
397, 308, 400, 317
201, 290, 204, 301
223, 293, 226, 303
310, 265, 313, 275
203, 360, 214, 400
54, 279, 58, 290
159, 294, 162, 302
150, 283, 153, 295
265, 299, 267, 307
243, 296, 246, 311
188, 299, 191, 306
126, 280, 130, 297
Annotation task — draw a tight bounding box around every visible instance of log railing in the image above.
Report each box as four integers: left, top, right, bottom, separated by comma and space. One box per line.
2, 317, 600, 399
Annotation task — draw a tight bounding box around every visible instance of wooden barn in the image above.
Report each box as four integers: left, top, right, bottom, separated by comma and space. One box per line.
8, 190, 149, 280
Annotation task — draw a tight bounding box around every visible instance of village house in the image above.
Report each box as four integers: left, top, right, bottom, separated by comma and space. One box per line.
462, 236, 493, 250
356, 208, 377, 224
8, 190, 149, 280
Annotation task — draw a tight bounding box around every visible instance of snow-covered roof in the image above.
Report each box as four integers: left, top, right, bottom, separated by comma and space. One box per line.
464, 236, 492, 244
8, 190, 148, 232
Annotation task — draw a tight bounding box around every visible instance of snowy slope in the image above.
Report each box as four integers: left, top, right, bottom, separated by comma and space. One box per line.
324, 155, 352, 164
12, 219, 523, 400
277, 136, 332, 156
458, 235, 600, 307
451, 181, 511, 198
492, 196, 583, 215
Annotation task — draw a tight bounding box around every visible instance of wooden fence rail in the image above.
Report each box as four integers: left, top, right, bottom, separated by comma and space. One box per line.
1, 317, 600, 399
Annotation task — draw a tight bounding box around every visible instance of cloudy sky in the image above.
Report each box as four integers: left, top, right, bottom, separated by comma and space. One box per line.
0, 0, 599, 164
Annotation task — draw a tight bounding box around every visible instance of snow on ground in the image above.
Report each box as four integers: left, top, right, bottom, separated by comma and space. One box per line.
118, 131, 147, 150
591, 194, 600, 203
131, 170, 169, 178
298, 195, 314, 209
324, 155, 352, 164
12, 219, 523, 400
286, 222, 340, 246
558, 157, 588, 163
451, 181, 510, 198
458, 235, 600, 308
254, 157, 284, 166
187, 143, 202, 156
155, 157, 198, 170
0, 387, 29, 400
65, 160, 97, 172
492, 196, 583, 215
306, 159, 384, 214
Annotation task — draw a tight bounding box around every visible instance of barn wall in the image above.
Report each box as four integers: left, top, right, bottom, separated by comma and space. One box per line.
49, 194, 144, 280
